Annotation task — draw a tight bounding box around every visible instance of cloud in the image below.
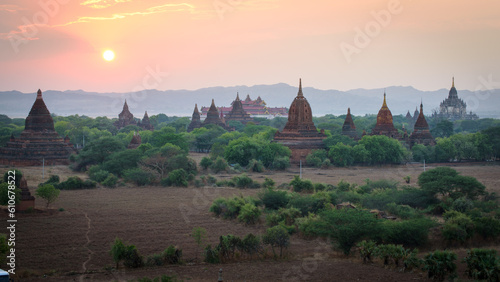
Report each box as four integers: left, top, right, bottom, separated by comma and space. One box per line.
0, 4, 24, 13
80, 0, 132, 9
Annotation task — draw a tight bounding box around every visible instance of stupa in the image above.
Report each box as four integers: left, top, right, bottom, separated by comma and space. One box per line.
371, 92, 401, 139
436, 77, 478, 121
18, 177, 35, 211
341, 108, 358, 139
138, 111, 154, 131
187, 104, 202, 132
202, 99, 228, 128
274, 79, 326, 162
0, 89, 76, 166
409, 102, 436, 148
114, 100, 136, 129
225, 93, 254, 124
128, 132, 142, 149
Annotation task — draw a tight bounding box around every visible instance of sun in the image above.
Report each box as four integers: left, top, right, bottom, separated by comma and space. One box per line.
103, 50, 115, 61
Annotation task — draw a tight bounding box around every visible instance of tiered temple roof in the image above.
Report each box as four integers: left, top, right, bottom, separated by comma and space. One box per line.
341, 108, 358, 139
435, 78, 478, 121
114, 100, 136, 129
0, 90, 76, 166
224, 93, 254, 124
202, 99, 229, 129
409, 102, 436, 148
138, 111, 154, 131
201, 95, 287, 118
371, 92, 401, 139
274, 79, 326, 163
187, 104, 202, 132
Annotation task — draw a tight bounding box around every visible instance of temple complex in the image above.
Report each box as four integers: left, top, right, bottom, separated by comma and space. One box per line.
0, 89, 76, 166
201, 94, 288, 118
409, 102, 436, 148
224, 93, 254, 124
187, 104, 202, 132
138, 111, 154, 131
114, 100, 136, 129
128, 132, 142, 149
274, 79, 326, 163
18, 177, 35, 211
434, 78, 478, 121
341, 108, 358, 139
371, 92, 401, 139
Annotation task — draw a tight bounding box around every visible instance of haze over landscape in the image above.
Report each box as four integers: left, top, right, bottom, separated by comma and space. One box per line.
1, 0, 500, 96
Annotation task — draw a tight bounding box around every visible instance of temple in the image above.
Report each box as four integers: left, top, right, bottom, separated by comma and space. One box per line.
187, 104, 202, 132
18, 177, 35, 211
138, 111, 154, 131
434, 78, 478, 121
128, 132, 142, 149
224, 93, 254, 124
371, 92, 401, 139
409, 102, 436, 148
114, 100, 136, 129
202, 99, 230, 129
274, 79, 326, 163
341, 108, 358, 139
0, 90, 76, 166
201, 94, 288, 118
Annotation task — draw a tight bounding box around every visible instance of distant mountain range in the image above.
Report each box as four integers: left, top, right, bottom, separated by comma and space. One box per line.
1, 84, 499, 119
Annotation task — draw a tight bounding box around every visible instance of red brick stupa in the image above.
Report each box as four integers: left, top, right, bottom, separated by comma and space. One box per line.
18, 177, 35, 211
202, 99, 228, 129
409, 102, 435, 148
225, 93, 254, 124
371, 92, 401, 139
341, 108, 358, 139
114, 100, 136, 129
138, 111, 154, 131
127, 132, 142, 149
0, 89, 76, 166
274, 79, 326, 163
187, 104, 202, 132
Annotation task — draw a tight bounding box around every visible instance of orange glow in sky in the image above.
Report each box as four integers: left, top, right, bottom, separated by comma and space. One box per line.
1, 0, 499, 92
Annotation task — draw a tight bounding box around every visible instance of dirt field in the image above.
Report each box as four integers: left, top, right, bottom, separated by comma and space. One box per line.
1, 157, 499, 281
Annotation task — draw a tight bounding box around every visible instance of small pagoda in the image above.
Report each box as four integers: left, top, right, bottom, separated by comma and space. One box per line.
18, 177, 35, 211
138, 111, 154, 131
114, 100, 136, 129
202, 99, 229, 129
341, 108, 358, 139
0, 90, 76, 166
225, 93, 254, 124
187, 104, 202, 132
409, 102, 436, 148
371, 92, 401, 139
128, 132, 142, 149
274, 79, 326, 163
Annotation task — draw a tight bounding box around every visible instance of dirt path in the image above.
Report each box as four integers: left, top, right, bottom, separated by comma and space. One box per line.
79, 211, 94, 282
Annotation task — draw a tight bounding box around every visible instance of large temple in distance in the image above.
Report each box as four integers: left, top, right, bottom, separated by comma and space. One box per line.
273, 79, 326, 163
114, 100, 154, 131
433, 78, 478, 121
201, 94, 288, 119
0, 90, 76, 166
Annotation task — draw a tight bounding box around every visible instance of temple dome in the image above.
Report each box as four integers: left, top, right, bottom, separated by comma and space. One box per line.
282, 79, 317, 134
24, 89, 56, 132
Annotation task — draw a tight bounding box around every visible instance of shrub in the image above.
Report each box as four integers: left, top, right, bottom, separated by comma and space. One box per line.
288, 194, 326, 216
191, 227, 207, 261
402, 248, 423, 272
474, 216, 500, 239
263, 177, 275, 188
232, 173, 254, 188
375, 244, 405, 266
123, 246, 144, 268
210, 157, 228, 174
290, 176, 313, 193
55, 176, 97, 190
240, 233, 261, 257
423, 250, 457, 281
384, 203, 419, 220
102, 174, 118, 188
146, 253, 164, 266
110, 238, 127, 269
89, 169, 110, 183
247, 159, 264, 172
35, 184, 60, 208
0, 182, 21, 206
357, 240, 377, 263
163, 245, 182, 264
238, 203, 261, 225
271, 156, 290, 170
123, 168, 153, 186
262, 225, 290, 258
200, 157, 213, 170
463, 249, 500, 281
161, 169, 189, 187
204, 244, 220, 264
259, 188, 289, 210
442, 212, 475, 243
40, 174, 60, 186
295, 213, 320, 237
209, 196, 256, 219
337, 180, 351, 192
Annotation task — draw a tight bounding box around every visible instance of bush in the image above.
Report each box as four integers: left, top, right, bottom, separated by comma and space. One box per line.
423, 250, 457, 281
262, 225, 290, 258
35, 184, 60, 208
55, 176, 97, 190
163, 245, 182, 264
123, 246, 144, 268
161, 169, 189, 187
40, 174, 60, 186
0, 182, 21, 206
474, 216, 500, 239
271, 156, 290, 170
357, 240, 377, 263
263, 177, 275, 188
210, 157, 228, 174
146, 253, 164, 266
209, 196, 256, 219
442, 212, 475, 243
290, 176, 313, 193
259, 188, 289, 210
238, 203, 261, 225
111, 238, 127, 269
380, 218, 434, 247
232, 173, 254, 188
451, 196, 474, 213
89, 169, 111, 183
240, 233, 261, 257
102, 174, 118, 188
204, 244, 220, 264
288, 194, 326, 216
200, 157, 213, 170
463, 249, 500, 281
247, 159, 264, 172
123, 168, 153, 186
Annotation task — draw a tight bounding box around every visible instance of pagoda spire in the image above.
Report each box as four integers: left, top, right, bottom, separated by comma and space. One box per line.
297, 78, 303, 97
37, 89, 42, 99
236, 92, 240, 101
452, 77, 455, 88
382, 91, 388, 109
347, 107, 351, 114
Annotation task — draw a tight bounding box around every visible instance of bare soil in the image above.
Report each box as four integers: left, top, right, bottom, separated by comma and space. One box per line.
1, 157, 499, 281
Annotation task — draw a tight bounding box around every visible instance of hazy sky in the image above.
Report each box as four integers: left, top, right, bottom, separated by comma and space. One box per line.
1, 0, 499, 93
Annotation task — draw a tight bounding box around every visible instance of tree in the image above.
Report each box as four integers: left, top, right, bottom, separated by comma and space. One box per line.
77, 136, 125, 169
35, 184, 60, 208
262, 225, 290, 258
0, 182, 21, 206
358, 135, 406, 165
328, 142, 354, 167
111, 238, 127, 269
0, 234, 8, 265
431, 120, 454, 138
102, 149, 143, 176
418, 167, 486, 200
191, 227, 207, 262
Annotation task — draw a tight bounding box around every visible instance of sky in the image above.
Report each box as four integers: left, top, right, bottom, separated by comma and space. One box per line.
1, 0, 499, 93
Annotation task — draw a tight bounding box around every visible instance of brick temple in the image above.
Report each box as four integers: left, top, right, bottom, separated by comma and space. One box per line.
202, 99, 230, 129
434, 78, 478, 121
137, 111, 154, 131
274, 79, 326, 163
371, 92, 401, 139
0, 89, 76, 166
187, 104, 202, 132
114, 100, 136, 129
409, 102, 436, 148
224, 93, 254, 125
18, 177, 35, 211
341, 108, 358, 139
201, 94, 288, 118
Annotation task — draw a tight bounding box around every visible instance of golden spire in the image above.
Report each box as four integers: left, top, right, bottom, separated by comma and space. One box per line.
382, 91, 388, 109
452, 77, 455, 88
